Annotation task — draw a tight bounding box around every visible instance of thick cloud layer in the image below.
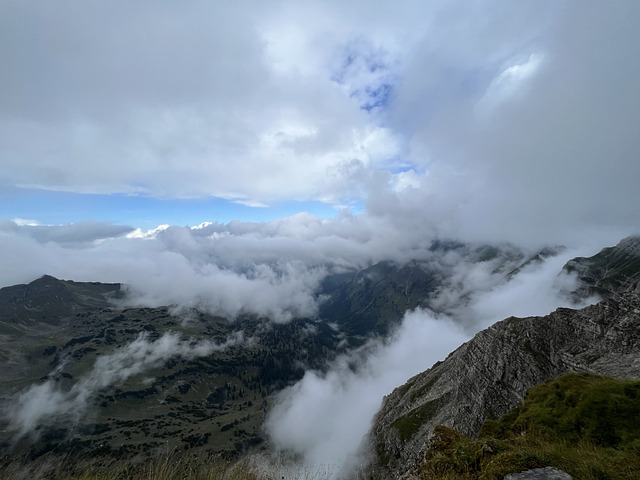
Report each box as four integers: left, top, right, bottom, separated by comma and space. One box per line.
1, 1, 639, 246
0, 220, 333, 321
0, 1, 405, 204
6, 331, 244, 438
0, 215, 399, 315
0, 216, 604, 323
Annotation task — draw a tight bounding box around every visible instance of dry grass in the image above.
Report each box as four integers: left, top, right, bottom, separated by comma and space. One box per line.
0, 451, 357, 480
0, 452, 258, 480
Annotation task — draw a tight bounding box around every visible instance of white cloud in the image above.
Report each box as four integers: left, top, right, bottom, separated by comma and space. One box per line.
462, 252, 598, 328
0, 212, 606, 324
476, 53, 544, 115
2, 1, 639, 247
0, 1, 407, 205
392, 1, 640, 247
265, 309, 468, 477
262, 245, 598, 476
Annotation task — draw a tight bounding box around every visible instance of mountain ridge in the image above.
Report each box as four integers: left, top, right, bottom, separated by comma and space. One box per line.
368, 236, 640, 479
0, 274, 122, 326
564, 235, 640, 299
0, 237, 636, 475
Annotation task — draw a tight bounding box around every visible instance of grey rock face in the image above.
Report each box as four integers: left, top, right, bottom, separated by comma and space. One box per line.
368, 292, 640, 478
504, 467, 572, 479
564, 235, 640, 300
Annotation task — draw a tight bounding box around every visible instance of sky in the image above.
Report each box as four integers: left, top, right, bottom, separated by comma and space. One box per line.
1, 0, 639, 245
2, 0, 640, 476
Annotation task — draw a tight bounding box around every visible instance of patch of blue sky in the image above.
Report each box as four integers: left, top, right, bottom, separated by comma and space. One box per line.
360, 83, 393, 112
1, 188, 340, 229
330, 39, 397, 113
387, 162, 417, 174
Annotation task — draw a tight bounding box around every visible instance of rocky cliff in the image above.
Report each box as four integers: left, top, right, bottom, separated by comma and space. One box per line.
368, 237, 640, 479
564, 235, 640, 299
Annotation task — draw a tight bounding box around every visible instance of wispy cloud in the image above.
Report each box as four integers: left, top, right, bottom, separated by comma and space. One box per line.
6, 331, 245, 438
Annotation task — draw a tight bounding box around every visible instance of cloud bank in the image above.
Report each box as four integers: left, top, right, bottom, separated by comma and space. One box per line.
0, 215, 606, 324
264, 254, 594, 476
1, 1, 639, 247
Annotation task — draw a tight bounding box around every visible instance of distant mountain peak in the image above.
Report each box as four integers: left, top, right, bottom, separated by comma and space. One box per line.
31, 274, 66, 287
0, 276, 122, 325
36, 274, 62, 281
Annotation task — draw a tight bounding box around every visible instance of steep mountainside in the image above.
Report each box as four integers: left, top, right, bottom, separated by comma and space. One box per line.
368, 236, 640, 479
319, 260, 443, 338
320, 241, 546, 339
564, 235, 640, 299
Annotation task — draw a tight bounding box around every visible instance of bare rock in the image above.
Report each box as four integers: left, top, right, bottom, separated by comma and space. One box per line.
504, 466, 572, 479
368, 292, 640, 478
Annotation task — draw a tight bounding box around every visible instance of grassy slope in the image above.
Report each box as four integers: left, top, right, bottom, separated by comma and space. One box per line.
6, 373, 639, 479
416, 373, 640, 480
0, 452, 259, 480
0, 302, 347, 461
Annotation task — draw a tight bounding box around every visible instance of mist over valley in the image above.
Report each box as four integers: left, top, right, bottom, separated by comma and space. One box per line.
2, 1, 640, 478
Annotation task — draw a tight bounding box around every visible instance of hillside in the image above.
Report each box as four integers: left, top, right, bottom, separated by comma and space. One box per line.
0, 276, 347, 459
1, 237, 637, 476
368, 236, 640, 478
0, 240, 543, 462
418, 373, 640, 479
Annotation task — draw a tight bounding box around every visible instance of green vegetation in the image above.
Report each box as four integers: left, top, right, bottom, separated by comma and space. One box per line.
6, 373, 640, 479
0, 452, 257, 480
392, 398, 441, 442
416, 373, 640, 479
0, 452, 347, 480
0, 292, 349, 460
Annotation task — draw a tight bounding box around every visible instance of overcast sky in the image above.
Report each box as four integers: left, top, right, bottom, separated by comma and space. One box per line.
1, 0, 639, 247
1, 0, 638, 306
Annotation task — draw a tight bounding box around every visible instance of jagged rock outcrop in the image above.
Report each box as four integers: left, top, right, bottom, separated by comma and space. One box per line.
564, 235, 640, 300
504, 467, 572, 480
369, 264, 640, 478
368, 237, 640, 479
